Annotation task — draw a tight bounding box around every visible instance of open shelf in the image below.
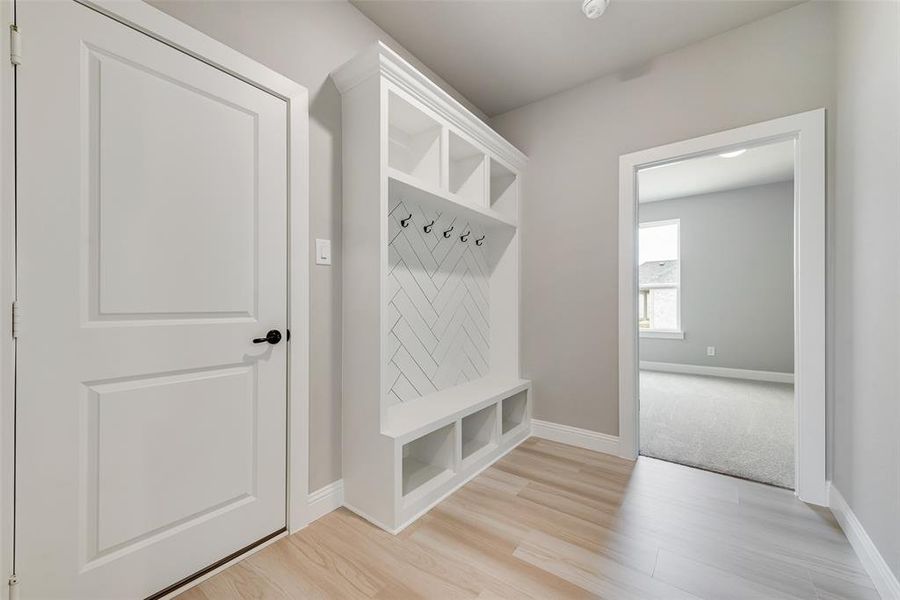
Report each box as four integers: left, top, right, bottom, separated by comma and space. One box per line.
502, 390, 528, 436
402, 423, 455, 498
490, 158, 518, 221
461, 404, 497, 462
449, 132, 487, 206
388, 169, 516, 232
389, 91, 442, 188
385, 377, 529, 441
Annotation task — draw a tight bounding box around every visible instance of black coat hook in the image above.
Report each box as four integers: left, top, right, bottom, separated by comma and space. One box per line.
460, 230, 470, 242
400, 214, 412, 228
423, 220, 435, 233
443, 225, 454, 238
475, 235, 485, 246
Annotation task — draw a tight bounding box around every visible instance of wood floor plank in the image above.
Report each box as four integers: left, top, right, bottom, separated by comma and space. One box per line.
200, 559, 298, 600
173, 585, 213, 600
653, 548, 812, 600
808, 570, 880, 600
473, 465, 531, 495
281, 527, 383, 599
514, 530, 700, 600
316, 510, 482, 599
650, 534, 821, 599
410, 513, 593, 599
176, 438, 874, 600
527, 438, 634, 472
301, 516, 473, 599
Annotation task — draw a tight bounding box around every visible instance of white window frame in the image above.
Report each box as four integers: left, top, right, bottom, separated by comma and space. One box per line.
638, 219, 683, 339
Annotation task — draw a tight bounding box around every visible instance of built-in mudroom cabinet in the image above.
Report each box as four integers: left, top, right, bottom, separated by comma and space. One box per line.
333, 42, 530, 533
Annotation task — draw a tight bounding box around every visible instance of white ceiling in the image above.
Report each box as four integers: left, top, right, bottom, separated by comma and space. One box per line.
351, 0, 803, 116
638, 139, 794, 203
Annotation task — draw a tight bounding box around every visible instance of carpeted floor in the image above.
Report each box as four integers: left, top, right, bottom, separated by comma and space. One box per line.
640, 370, 795, 488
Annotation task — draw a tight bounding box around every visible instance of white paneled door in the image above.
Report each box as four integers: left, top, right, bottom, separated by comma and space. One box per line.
15, 2, 288, 598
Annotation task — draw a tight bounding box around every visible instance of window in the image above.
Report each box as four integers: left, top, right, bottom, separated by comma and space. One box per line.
638, 289, 650, 326
638, 219, 682, 338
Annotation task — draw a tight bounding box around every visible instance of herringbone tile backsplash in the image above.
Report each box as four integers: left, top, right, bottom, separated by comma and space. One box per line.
386, 197, 490, 405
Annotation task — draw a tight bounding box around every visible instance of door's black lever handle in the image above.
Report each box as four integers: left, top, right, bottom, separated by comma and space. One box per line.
253, 330, 282, 345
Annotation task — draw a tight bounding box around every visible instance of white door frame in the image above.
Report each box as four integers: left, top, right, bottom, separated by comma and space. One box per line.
617, 109, 827, 506
0, 0, 311, 594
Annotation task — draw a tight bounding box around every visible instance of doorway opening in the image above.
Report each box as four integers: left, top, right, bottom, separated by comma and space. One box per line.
618, 110, 827, 505
636, 139, 795, 488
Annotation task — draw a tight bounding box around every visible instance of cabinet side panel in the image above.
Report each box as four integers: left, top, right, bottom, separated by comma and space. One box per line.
341, 78, 395, 526
490, 199, 520, 378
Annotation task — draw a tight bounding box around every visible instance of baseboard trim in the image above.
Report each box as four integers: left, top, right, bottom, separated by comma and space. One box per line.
640, 360, 795, 384
829, 483, 900, 599
307, 479, 344, 523
531, 419, 620, 457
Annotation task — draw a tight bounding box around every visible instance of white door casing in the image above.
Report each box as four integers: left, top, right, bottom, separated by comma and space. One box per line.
617, 109, 827, 506
15, 1, 297, 597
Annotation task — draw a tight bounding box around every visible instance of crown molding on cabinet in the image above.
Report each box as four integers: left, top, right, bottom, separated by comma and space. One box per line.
332, 41, 527, 172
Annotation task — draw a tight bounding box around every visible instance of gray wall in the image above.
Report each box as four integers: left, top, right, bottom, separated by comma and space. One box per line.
832, 1, 900, 580
147, 0, 484, 491
490, 1, 834, 435
639, 182, 794, 373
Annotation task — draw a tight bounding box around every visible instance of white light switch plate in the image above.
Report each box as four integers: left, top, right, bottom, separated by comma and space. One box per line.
707, 346, 716, 356
315, 239, 331, 266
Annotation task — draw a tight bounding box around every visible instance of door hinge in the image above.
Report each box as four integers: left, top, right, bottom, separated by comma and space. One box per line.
8, 575, 19, 600
9, 24, 21, 66
11, 302, 20, 339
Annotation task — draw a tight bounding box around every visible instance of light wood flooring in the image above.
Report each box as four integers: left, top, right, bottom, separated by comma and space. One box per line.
178, 438, 877, 599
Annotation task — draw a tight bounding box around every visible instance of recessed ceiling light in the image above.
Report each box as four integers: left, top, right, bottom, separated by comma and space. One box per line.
582, 0, 610, 19
718, 149, 747, 158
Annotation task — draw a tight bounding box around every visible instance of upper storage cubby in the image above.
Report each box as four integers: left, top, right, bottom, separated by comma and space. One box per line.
388, 91, 442, 188
449, 131, 486, 205
490, 158, 518, 220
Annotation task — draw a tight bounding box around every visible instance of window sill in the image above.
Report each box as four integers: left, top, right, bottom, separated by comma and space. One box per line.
640, 330, 684, 340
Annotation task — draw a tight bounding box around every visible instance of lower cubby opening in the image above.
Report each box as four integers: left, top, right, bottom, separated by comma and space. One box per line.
461, 404, 497, 461
502, 391, 528, 435
402, 423, 455, 497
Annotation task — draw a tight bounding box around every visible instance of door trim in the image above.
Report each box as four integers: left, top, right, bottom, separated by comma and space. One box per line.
1, 1, 17, 592
1, 0, 311, 595
617, 109, 828, 505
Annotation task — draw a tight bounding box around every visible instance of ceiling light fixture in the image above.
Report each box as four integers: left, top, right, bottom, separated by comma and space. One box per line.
582, 0, 610, 19
718, 149, 747, 158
